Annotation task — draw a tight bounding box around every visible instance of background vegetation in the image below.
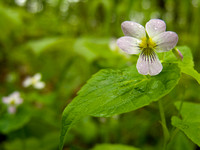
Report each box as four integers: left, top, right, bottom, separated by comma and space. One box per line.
0, 0, 200, 150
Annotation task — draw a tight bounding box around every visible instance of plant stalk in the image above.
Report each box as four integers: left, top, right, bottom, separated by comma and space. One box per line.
158, 100, 169, 150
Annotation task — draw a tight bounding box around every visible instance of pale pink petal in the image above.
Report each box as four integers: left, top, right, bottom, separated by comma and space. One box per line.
117, 36, 141, 54
136, 54, 149, 75
8, 106, 16, 114
136, 52, 162, 76
2, 97, 10, 104
121, 21, 146, 39
11, 92, 23, 104
10, 91, 20, 98
145, 19, 166, 38
153, 31, 178, 52
15, 98, 23, 105
149, 56, 163, 76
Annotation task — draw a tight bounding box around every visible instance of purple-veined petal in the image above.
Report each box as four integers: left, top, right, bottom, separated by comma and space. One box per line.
121, 21, 146, 39
117, 36, 141, 54
153, 31, 178, 52
136, 51, 162, 76
145, 19, 166, 38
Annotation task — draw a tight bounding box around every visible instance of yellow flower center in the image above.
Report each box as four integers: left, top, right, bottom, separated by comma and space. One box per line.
139, 37, 156, 50
31, 78, 37, 85
139, 37, 157, 62
10, 99, 16, 105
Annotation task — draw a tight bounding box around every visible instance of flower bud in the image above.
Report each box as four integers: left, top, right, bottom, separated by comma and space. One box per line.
172, 48, 183, 60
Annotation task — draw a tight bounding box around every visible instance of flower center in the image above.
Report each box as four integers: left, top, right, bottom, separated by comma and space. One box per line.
139, 37, 156, 50
141, 48, 156, 62
10, 99, 16, 105
31, 78, 37, 85
139, 37, 157, 62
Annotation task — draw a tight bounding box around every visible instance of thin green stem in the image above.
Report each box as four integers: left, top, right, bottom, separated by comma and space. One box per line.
169, 128, 179, 143
158, 100, 169, 150
143, 74, 150, 79
167, 83, 185, 145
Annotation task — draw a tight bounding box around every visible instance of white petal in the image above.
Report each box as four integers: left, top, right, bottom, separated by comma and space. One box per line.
8, 106, 16, 114
145, 19, 166, 38
117, 36, 141, 54
121, 21, 146, 39
10, 92, 23, 105
33, 73, 42, 81
153, 31, 178, 52
149, 56, 163, 76
136, 52, 162, 76
2, 97, 10, 104
10, 91, 20, 98
34, 81, 45, 89
15, 98, 23, 105
23, 77, 32, 87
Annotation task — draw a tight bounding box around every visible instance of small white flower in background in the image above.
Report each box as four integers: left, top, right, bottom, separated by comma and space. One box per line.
117, 19, 178, 76
23, 73, 45, 89
2, 92, 23, 114
109, 38, 118, 51
109, 38, 130, 59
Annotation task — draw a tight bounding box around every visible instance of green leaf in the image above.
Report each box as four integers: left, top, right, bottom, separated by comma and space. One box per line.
3, 138, 41, 150
172, 102, 200, 147
167, 131, 195, 150
91, 144, 140, 150
26, 37, 61, 54
59, 63, 181, 149
3, 132, 60, 150
28, 38, 76, 80
165, 46, 200, 84
0, 107, 31, 133
73, 117, 98, 143
74, 37, 130, 68
0, 6, 22, 43
28, 37, 59, 52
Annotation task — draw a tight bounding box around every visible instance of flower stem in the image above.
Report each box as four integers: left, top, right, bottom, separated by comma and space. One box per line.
158, 100, 169, 150
168, 84, 185, 144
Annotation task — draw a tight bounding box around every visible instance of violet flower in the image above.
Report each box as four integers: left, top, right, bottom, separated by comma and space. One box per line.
117, 19, 178, 75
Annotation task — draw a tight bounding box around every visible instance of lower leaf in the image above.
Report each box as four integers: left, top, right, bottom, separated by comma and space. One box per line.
172, 102, 200, 147
59, 63, 181, 149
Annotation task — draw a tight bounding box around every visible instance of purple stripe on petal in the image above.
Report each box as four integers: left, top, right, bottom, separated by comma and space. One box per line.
117, 36, 141, 54
136, 54, 150, 75
145, 19, 166, 38
153, 31, 178, 52
136, 52, 162, 76
149, 55, 163, 76
121, 21, 146, 39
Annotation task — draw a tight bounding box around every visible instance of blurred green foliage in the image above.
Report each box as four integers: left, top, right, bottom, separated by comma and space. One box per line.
0, 0, 200, 150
